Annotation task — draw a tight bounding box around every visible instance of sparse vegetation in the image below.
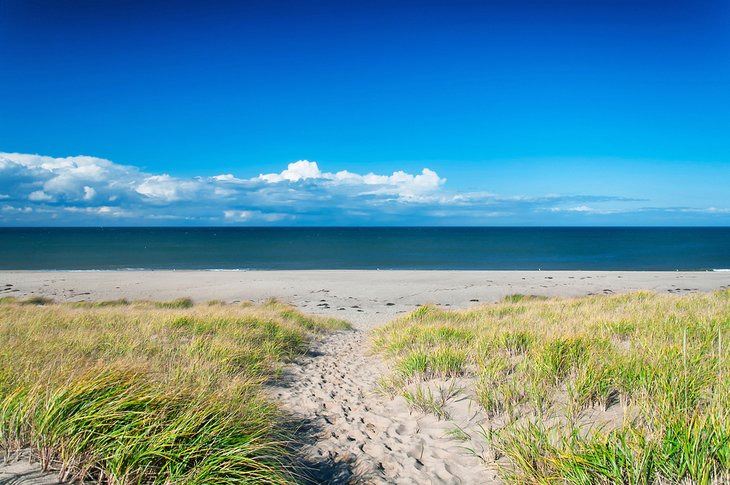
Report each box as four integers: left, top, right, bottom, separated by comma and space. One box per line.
0, 296, 55, 306
153, 297, 194, 309
402, 380, 465, 420
372, 291, 730, 483
0, 298, 349, 484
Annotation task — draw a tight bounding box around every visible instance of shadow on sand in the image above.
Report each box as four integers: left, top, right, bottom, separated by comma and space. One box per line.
281, 412, 358, 484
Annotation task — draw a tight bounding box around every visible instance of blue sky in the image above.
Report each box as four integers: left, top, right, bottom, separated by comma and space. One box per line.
1, 0, 729, 225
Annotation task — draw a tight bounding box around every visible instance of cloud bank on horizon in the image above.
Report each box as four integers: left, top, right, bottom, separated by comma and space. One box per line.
0, 152, 727, 226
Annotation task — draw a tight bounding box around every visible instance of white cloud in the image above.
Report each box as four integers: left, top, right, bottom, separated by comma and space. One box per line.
212, 174, 241, 182
83, 186, 96, 201
135, 175, 199, 202
1, 205, 33, 213
63, 206, 130, 217
223, 210, 291, 222
257, 160, 322, 183
254, 161, 445, 200
0, 152, 454, 224
29, 190, 53, 202
1, 152, 142, 204
1, 152, 448, 212
356, 168, 444, 199
677, 207, 730, 214
1, 151, 726, 225
550, 205, 592, 213
547, 205, 623, 215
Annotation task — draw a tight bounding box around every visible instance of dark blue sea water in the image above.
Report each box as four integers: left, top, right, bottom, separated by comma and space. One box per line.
1, 227, 729, 271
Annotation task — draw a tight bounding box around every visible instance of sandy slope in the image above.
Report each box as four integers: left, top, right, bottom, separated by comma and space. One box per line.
1, 270, 729, 484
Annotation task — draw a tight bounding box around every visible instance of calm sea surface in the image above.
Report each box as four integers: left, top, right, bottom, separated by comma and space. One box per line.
1, 227, 729, 271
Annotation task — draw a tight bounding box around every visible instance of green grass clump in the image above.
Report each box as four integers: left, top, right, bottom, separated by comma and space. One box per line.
71, 298, 130, 308
154, 297, 195, 309
395, 347, 467, 380
0, 296, 55, 305
402, 381, 463, 420
372, 291, 730, 483
499, 331, 534, 355
502, 294, 549, 303
0, 299, 350, 483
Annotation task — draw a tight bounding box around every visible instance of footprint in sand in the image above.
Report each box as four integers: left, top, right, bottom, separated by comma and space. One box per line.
268, 317, 496, 484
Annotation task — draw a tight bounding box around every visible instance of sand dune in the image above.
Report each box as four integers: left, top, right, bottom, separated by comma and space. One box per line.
2, 270, 729, 484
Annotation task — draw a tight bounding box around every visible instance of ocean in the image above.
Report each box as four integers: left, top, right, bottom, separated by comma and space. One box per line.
1, 227, 729, 271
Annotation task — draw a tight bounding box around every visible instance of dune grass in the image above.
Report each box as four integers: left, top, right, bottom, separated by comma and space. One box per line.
0, 297, 349, 484
372, 291, 730, 484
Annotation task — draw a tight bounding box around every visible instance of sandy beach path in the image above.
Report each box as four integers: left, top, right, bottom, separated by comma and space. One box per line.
270, 320, 495, 484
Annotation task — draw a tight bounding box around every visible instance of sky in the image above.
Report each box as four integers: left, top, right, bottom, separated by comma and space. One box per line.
1, 0, 729, 226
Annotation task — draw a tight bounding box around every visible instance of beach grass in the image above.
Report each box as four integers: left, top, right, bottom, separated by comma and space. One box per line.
372, 290, 730, 484
0, 297, 349, 484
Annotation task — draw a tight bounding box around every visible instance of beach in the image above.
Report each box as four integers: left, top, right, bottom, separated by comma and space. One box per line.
5, 0, 730, 480
2, 270, 729, 484
3, 270, 729, 326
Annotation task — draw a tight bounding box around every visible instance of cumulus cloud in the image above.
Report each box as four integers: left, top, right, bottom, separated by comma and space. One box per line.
257, 160, 323, 183
136, 175, 200, 202
1, 151, 727, 225
0, 152, 142, 206
252, 160, 445, 200
0, 152, 453, 224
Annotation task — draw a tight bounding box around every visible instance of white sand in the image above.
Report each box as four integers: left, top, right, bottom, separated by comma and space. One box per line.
2, 270, 728, 326
1, 270, 729, 484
